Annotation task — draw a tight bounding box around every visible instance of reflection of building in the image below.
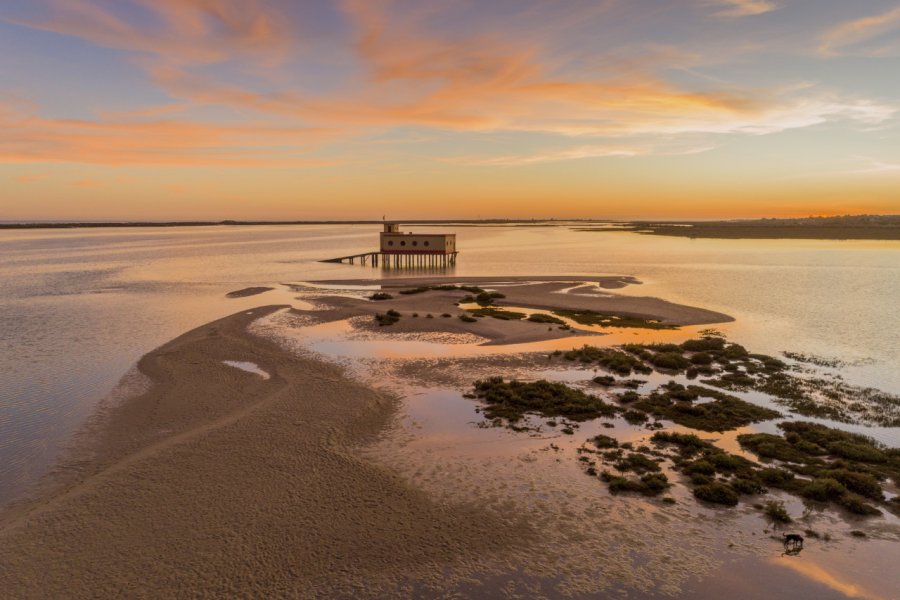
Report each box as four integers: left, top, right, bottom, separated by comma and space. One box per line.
379, 223, 457, 255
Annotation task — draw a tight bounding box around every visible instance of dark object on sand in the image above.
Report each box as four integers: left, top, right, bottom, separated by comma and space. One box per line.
226, 287, 275, 298
783, 533, 804, 555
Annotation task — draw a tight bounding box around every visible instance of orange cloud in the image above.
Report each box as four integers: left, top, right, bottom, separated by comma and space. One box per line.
0, 103, 338, 166
820, 5, 900, 56
146, 0, 884, 142
8, 0, 294, 65
709, 1, 778, 18
5, 0, 897, 169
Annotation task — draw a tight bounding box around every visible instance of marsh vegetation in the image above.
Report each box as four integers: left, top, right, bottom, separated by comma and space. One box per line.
467, 307, 527, 320
374, 309, 401, 326
552, 309, 675, 329
469, 377, 617, 423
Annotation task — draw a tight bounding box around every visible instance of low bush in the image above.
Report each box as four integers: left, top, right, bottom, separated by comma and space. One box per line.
801, 478, 847, 502
527, 313, 566, 325
763, 500, 792, 523
374, 310, 401, 326
693, 482, 740, 506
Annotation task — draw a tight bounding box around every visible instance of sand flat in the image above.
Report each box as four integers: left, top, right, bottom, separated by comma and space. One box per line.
0, 281, 739, 598
0, 306, 530, 598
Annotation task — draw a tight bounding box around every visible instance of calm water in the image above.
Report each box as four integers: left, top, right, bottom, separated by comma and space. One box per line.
1, 224, 898, 506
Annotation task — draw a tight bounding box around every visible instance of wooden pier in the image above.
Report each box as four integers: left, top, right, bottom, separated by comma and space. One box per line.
320, 251, 458, 268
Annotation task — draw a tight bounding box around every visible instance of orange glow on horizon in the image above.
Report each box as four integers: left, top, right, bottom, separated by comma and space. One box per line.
2, 1, 899, 220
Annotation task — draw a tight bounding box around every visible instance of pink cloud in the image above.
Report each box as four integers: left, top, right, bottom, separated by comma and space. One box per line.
0, 102, 339, 166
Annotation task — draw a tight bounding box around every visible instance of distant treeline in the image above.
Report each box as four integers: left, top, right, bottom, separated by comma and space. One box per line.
591, 215, 900, 241
637, 215, 900, 228
3, 214, 898, 234
0, 219, 570, 230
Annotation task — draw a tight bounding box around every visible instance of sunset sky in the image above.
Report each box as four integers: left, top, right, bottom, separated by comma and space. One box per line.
2, 0, 899, 220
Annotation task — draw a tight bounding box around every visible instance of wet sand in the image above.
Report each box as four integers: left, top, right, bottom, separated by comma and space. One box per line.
298, 277, 733, 345
0, 306, 532, 598
7, 279, 892, 598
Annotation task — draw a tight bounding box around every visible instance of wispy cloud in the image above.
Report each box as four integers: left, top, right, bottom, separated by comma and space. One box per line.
449, 146, 644, 167
851, 158, 900, 174
820, 5, 900, 56
144, 2, 895, 139
449, 143, 714, 167
709, 1, 778, 18
0, 102, 339, 166
7, 0, 295, 65
2, 0, 897, 170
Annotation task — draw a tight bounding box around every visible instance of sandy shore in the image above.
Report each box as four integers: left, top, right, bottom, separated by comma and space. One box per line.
0, 278, 737, 598
295, 277, 733, 347
0, 306, 531, 599
315, 275, 641, 289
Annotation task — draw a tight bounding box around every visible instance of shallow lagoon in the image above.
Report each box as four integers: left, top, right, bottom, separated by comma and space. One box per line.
252, 302, 899, 599
1, 223, 898, 506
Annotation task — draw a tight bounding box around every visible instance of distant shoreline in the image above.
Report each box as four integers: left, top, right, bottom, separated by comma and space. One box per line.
4, 215, 899, 240
576, 215, 900, 241
0, 219, 597, 230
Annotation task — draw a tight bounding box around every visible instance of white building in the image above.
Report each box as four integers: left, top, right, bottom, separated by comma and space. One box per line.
379, 223, 457, 255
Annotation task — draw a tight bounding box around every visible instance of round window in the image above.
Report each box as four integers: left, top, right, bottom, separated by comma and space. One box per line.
388, 240, 394, 246
424, 241, 429, 247
400, 241, 406, 246
412, 241, 418, 246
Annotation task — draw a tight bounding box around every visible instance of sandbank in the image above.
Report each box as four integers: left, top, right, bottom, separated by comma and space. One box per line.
0, 306, 530, 598
296, 277, 733, 345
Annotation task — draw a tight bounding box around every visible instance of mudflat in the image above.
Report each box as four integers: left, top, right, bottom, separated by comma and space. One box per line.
0, 306, 529, 599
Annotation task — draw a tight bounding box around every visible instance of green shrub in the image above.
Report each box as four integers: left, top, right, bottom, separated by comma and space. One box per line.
827, 470, 883, 501
837, 494, 881, 516
622, 409, 648, 424
690, 473, 713, 486
763, 500, 792, 523
527, 313, 566, 325
369, 292, 393, 300
683, 460, 716, 476
731, 477, 765, 495
681, 337, 726, 352
708, 452, 754, 473
827, 441, 886, 463
801, 478, 847, 502
374, 310, 401, 326
468, 307, 526, 320
615, 453, 661, 474
618, 391, 640, 403
468, 377, 617, 423
651, 431, 712, 457
690, 352, 714, 365
591, 434, 619, 449
640, 472, 670, 495
649, 352, 691, 371
693, 482, 740, 506
758, 468, 795, 487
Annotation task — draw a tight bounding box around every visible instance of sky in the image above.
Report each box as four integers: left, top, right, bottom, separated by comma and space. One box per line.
1, 0, 899, 221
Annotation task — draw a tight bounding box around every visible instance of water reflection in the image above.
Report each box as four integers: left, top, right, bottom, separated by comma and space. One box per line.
1, 223, 898, 509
